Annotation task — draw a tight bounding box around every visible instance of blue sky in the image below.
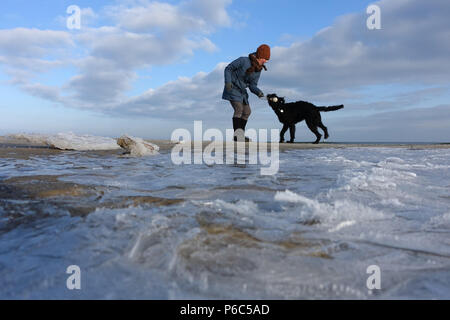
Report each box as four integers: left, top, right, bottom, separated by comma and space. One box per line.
0, 0, 449, 141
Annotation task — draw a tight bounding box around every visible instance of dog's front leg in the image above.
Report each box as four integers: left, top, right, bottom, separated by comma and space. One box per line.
280, 124, 288, 143
288, 125, 296, 143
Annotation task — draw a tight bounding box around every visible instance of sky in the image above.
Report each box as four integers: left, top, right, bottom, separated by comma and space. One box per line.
0, 0, 449, 142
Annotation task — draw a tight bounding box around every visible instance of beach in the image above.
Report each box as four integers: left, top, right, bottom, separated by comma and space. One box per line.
1, 135, 449, 160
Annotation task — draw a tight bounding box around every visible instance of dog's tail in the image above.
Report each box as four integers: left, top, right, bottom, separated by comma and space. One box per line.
317, 105, 344, 112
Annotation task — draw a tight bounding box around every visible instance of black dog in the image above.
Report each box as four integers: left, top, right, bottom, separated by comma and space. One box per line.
267, 93, 344, 144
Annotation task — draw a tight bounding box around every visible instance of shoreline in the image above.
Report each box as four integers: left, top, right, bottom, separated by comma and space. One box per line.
1, 136, 449, 159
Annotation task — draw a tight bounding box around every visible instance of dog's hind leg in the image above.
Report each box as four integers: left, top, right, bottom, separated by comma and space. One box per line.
318, 121, 329, 139
288, 125, 296, 143
306, 119, 322, 144
280, 124, 288, 143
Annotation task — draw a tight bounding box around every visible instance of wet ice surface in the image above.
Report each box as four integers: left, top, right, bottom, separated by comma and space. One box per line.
0, 147, 449, 299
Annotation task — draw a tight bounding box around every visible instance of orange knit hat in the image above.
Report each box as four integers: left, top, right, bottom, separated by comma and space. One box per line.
256, 44, 271, 60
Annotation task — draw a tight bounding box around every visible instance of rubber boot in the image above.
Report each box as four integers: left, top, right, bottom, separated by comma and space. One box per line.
241, 119, 252, 142
235, 118, 251, 142
241, 119, 247, 130
232, 117, 240, 131
233, 117, 243, 141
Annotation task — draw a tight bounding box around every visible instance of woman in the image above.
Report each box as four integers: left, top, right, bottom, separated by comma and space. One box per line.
222, 44, 270, 141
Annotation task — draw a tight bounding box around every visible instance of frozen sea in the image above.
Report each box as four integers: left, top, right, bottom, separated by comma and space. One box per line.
0, 143, 449, 299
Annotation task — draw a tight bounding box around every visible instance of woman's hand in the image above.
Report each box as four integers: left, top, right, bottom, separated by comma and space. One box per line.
225, 83, 233, 92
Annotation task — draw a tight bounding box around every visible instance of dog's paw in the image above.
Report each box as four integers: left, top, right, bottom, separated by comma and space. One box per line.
287, 141, 294, 144
279, 140, 285, 143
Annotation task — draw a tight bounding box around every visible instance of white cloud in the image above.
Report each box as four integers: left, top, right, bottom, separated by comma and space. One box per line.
111, 2, 203, 33
0, 28, 72, 84
181, 0, 232, 28
346, 87, 449, 111
21, 83, 62, 102
75, 27, 216, 69
111, 63, 226, 118
80, 7, 99, 26
330, 104, 450, 142
108, 0, 231, 33
65, 56, 136, 106
0, 28, 72, 57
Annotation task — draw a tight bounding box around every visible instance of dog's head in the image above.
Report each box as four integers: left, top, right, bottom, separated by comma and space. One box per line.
267, 93, 285, 106
267, 93, 287, 121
